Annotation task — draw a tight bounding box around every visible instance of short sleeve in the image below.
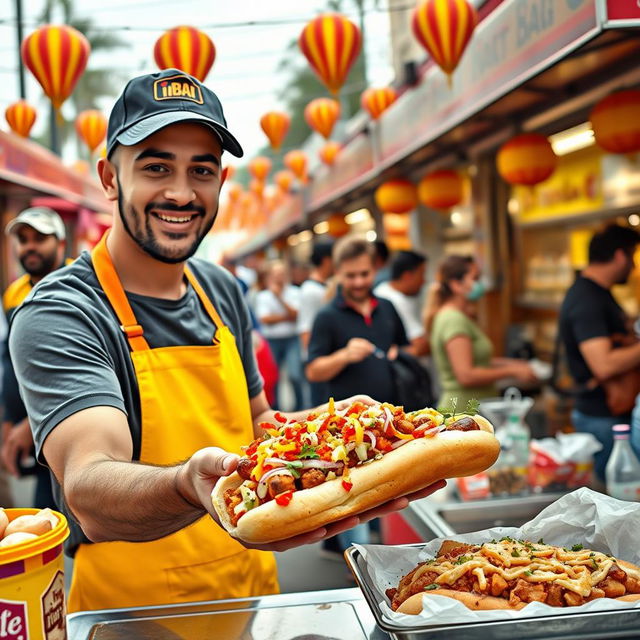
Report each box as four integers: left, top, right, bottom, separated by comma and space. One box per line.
435, 310, 473, 344
297, 284, 325, 334
307, 309, 335, 363
253, 291, 273, 322
566, 295, 612, 344
9, 299, 127, 458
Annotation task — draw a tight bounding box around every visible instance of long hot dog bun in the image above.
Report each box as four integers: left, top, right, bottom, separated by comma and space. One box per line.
397, 589, 640, 614
212, 416, 499, 543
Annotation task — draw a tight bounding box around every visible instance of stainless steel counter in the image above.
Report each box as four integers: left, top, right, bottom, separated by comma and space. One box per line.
67, 587, 390, 640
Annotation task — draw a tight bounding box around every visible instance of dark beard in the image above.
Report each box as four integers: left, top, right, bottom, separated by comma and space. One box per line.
116, 176, 217, 264
19, 251, 58, 278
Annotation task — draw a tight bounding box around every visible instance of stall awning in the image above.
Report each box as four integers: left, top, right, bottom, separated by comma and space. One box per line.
0, 131, 110, 212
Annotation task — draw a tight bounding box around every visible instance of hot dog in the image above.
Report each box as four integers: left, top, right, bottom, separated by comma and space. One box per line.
386, 538, 640, 613
211, 400, 500, 543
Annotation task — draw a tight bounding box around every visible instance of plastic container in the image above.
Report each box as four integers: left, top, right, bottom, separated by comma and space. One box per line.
606, 424, 640, 502
0, 508, 69, 640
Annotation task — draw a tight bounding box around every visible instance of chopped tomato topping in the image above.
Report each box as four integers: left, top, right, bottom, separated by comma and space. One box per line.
342, 480, 353, 492
274, 412, 287, 423
346, 401, 367, 416
275, 490, 294, 506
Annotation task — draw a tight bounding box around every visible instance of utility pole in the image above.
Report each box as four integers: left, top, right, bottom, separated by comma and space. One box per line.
15, 0, 26, 98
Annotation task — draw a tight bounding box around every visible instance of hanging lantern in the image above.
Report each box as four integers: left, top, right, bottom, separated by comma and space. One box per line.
154, 26, 215, 81
319, 141, 341, 166
497, 133, 557, 186
412, 0, 477, 84
75, 110, 107, 153
361, 87, 397, 120
5, 100, 37, 138
248, 156, 272, 182
250, 179, 265, 199
21, 24, 91, 110
383, 213, 412, 251
225, 182, 243, 203
374, 179, 418, 214
304, 98, 340, 139
299, 13, 362, 95
326, 214, 350, 238
417, 169, 464, 210
590, 90, 640, 155
284, 150, 308, 183
260, 111, 290, 151
275, 170, 294, 193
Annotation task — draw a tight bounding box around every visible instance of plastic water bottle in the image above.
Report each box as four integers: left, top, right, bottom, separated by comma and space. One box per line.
505, 413, 531, 494
605, 424, 640, 502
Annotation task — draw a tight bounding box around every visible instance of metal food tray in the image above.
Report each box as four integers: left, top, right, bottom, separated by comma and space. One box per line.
344, 544, 640, 640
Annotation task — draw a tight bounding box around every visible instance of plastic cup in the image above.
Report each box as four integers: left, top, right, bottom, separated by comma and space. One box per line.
0, 508, 69, 640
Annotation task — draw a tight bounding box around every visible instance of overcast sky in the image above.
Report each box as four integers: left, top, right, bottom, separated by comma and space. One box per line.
0, 0, 394, 161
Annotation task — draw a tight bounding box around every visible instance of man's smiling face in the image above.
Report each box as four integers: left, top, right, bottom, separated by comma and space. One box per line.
109, 122, 223, 264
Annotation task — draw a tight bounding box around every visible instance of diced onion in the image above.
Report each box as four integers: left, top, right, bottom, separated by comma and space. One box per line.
383, 406, 394, 430
264, 457, 287, 467
391, 439, 409, 449
299, 460, 343, 470
257, 468, 294, 499
345, 442, 356, 452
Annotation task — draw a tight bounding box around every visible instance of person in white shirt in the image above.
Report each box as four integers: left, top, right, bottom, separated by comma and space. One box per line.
374, 250, 429, 357
255, 261, 304, 410
298, 242, 333, 406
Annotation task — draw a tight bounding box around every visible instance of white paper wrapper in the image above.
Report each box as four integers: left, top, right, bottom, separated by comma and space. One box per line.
355, 488, 640, 628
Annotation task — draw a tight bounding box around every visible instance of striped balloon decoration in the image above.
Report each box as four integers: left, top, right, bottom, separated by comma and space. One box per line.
319, 141, 341, 166
76, 110, 107, 152
299, 13, 362, 95
260, 111, 290, 151
21, 25, 90, 110
304, 98, 340, 139
361, 87, 397, 120
5, 100, 37, 138
154, 26, 216, 82
284, 150, 308, 183
248, 156, 272, 182
412, 0, 477, 81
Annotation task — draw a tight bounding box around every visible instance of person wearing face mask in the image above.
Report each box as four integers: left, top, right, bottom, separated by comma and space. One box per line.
426, 255, 538, 409
559, 224, 640, 482
1, 207, 67, 509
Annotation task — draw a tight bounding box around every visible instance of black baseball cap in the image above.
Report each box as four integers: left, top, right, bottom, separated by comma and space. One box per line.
106, 69, 243, 158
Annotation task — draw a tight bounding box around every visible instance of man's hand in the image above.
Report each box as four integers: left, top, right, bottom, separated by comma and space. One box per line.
1, 418, 34, 477
238, 479, 447, 552
344, 338, 375, 363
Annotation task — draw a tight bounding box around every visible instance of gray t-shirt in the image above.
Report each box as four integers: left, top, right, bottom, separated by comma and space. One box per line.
9, 251, 262, 553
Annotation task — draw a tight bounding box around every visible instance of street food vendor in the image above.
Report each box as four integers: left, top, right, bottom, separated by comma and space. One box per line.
8, 69, 444, 612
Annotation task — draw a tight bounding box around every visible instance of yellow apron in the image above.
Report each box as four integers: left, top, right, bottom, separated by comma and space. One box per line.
67, 234, 278, 613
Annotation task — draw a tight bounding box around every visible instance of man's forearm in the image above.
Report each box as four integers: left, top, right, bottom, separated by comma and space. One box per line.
601, 342, 640, 379
65, 459, 204, 543
306, 349, 349, 383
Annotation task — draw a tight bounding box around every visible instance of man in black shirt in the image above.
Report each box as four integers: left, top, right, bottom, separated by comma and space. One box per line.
559, 224, 640, 480
306, 236, 408, 404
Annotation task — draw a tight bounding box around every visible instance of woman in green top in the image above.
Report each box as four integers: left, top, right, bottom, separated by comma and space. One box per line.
427, 255, 537, 408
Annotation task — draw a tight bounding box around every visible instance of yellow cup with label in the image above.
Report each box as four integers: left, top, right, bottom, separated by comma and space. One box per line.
0, 508, 69, 640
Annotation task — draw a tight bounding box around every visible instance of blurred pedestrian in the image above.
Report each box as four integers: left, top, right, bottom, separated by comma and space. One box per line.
255, 261, 304, 411
290, 261, 310, 288
559, 225, 640, 481
375, 250, 429, 357
2, 207, 67, 509
298, 242, 334, 407
373, 240, 391, 287
427, 255, 537, 409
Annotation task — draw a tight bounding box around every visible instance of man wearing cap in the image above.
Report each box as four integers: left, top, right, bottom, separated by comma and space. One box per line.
9, 69, 443, 612
1, 207, 67, 509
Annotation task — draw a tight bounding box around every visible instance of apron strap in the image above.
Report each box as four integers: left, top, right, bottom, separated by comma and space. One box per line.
91, 232, 150, 352
184, 267, 226, 335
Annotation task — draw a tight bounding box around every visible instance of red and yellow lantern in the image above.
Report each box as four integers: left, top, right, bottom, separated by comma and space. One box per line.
374, 179, 418, 214
412, 0, 477, 83
284, 150, 308, 183
590, 90, 640, 155
75, 110, 107, 152
497, 133, 557, 186
275, 170, 294, 193
248, 156, 272, 182
319, 141, 341, 166
299, 13, 361, 95
5, 100, 37, 138
154, 26, 215, 81
21, 24, 90, 110
361, 87, 397, 120
326, 213, 350, 238
417, 169, 464, 210
260, 111, 290, 151
304, 98, 340, 139
383, 213, 412, 251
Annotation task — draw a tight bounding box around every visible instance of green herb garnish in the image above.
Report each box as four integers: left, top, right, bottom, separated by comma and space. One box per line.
511, 549, 521, 558
571, 544, 583, 552
537, 538, 545, 544
524, 570, 533, 576
454, 555, 472, 565
424, 584, 439, 590
299, 445, 320, 459
285, 464, 301, 478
